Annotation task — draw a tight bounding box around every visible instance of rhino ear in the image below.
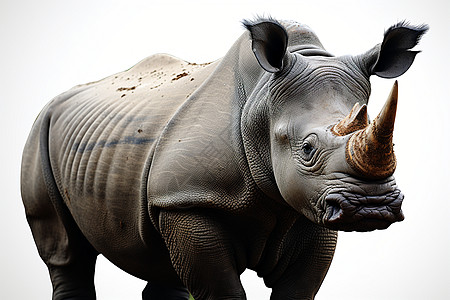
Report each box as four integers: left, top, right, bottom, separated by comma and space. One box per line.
243, 18, 289, 73
363, 22, 429, 78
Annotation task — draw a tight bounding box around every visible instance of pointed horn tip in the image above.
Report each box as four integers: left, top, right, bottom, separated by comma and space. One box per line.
371, 80, 399, 139
385, 81, 398, 107
358, 103, 368, 115
391, 80, 398, 100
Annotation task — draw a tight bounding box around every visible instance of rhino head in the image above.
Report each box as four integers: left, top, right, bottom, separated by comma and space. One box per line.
242, 19, 428, 232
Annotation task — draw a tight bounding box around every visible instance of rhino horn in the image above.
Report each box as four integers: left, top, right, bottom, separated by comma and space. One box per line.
346, 81, 398, 179
332, 102, 369, 136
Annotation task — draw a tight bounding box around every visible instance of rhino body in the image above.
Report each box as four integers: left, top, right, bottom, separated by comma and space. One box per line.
21, 18, 427, 299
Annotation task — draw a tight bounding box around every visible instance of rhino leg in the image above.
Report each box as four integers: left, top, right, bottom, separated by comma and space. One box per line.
22, 160, 98, 299
159, 210, 246, 300
21, 115, 98, 299
142, 282, 190, 300
268, 220, 337, 300
46, 254, 97, 300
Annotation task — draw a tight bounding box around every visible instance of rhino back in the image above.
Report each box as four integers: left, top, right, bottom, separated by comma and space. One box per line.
44, 54, 217, 256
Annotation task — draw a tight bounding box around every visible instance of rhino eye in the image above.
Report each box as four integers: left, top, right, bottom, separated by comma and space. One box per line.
302, 142, 314, 155
298, 134, 318, 162
299, 134, 318, 162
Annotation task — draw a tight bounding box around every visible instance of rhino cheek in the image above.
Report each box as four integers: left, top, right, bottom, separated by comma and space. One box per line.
273, 158, 309, 213
275, 164, 328, 225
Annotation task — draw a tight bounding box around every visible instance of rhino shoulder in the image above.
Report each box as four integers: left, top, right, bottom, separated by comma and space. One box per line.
128, 53, 187, 74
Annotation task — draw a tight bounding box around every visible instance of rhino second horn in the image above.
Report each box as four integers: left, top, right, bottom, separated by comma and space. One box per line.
332, 102, 369, 136
346, 81, 398, 179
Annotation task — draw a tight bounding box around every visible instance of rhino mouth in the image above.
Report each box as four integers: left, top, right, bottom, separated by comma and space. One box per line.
322, 188, 404, 232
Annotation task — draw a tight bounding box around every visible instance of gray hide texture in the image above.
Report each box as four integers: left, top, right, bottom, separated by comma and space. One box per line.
21, 18, 427, 300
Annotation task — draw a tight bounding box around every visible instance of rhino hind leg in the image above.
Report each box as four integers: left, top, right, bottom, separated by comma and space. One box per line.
47, 254, 97, 300
21, 116, 98, 299
142, 282, 190, 300
22, 163, 98, 299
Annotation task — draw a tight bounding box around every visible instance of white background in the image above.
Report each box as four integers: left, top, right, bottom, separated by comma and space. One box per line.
1, 0, 449, 299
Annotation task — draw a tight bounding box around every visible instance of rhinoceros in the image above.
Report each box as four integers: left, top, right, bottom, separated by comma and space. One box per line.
21, 18, 427, 299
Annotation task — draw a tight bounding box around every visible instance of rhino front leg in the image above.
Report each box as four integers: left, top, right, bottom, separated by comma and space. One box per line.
159, 210, 246, 300
269, 224, 337, 300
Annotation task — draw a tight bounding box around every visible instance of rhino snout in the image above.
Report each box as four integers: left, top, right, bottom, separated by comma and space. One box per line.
321, 180, 405, 232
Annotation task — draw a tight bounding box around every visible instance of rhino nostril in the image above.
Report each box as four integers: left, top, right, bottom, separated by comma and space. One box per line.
325, 199, 343, 222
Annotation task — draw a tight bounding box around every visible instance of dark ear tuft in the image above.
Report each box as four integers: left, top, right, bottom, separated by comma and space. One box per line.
383, 21, 429, 50
370, 22, 429, 78
242, 18, 289, 73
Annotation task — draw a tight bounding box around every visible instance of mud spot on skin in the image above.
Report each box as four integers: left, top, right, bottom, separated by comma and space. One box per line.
188, 61, 213, 67
117, 86, 136, 92
172, 72, 189, 81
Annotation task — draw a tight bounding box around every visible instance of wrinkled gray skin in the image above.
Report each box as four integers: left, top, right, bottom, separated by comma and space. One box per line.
21, 18, 427, 299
